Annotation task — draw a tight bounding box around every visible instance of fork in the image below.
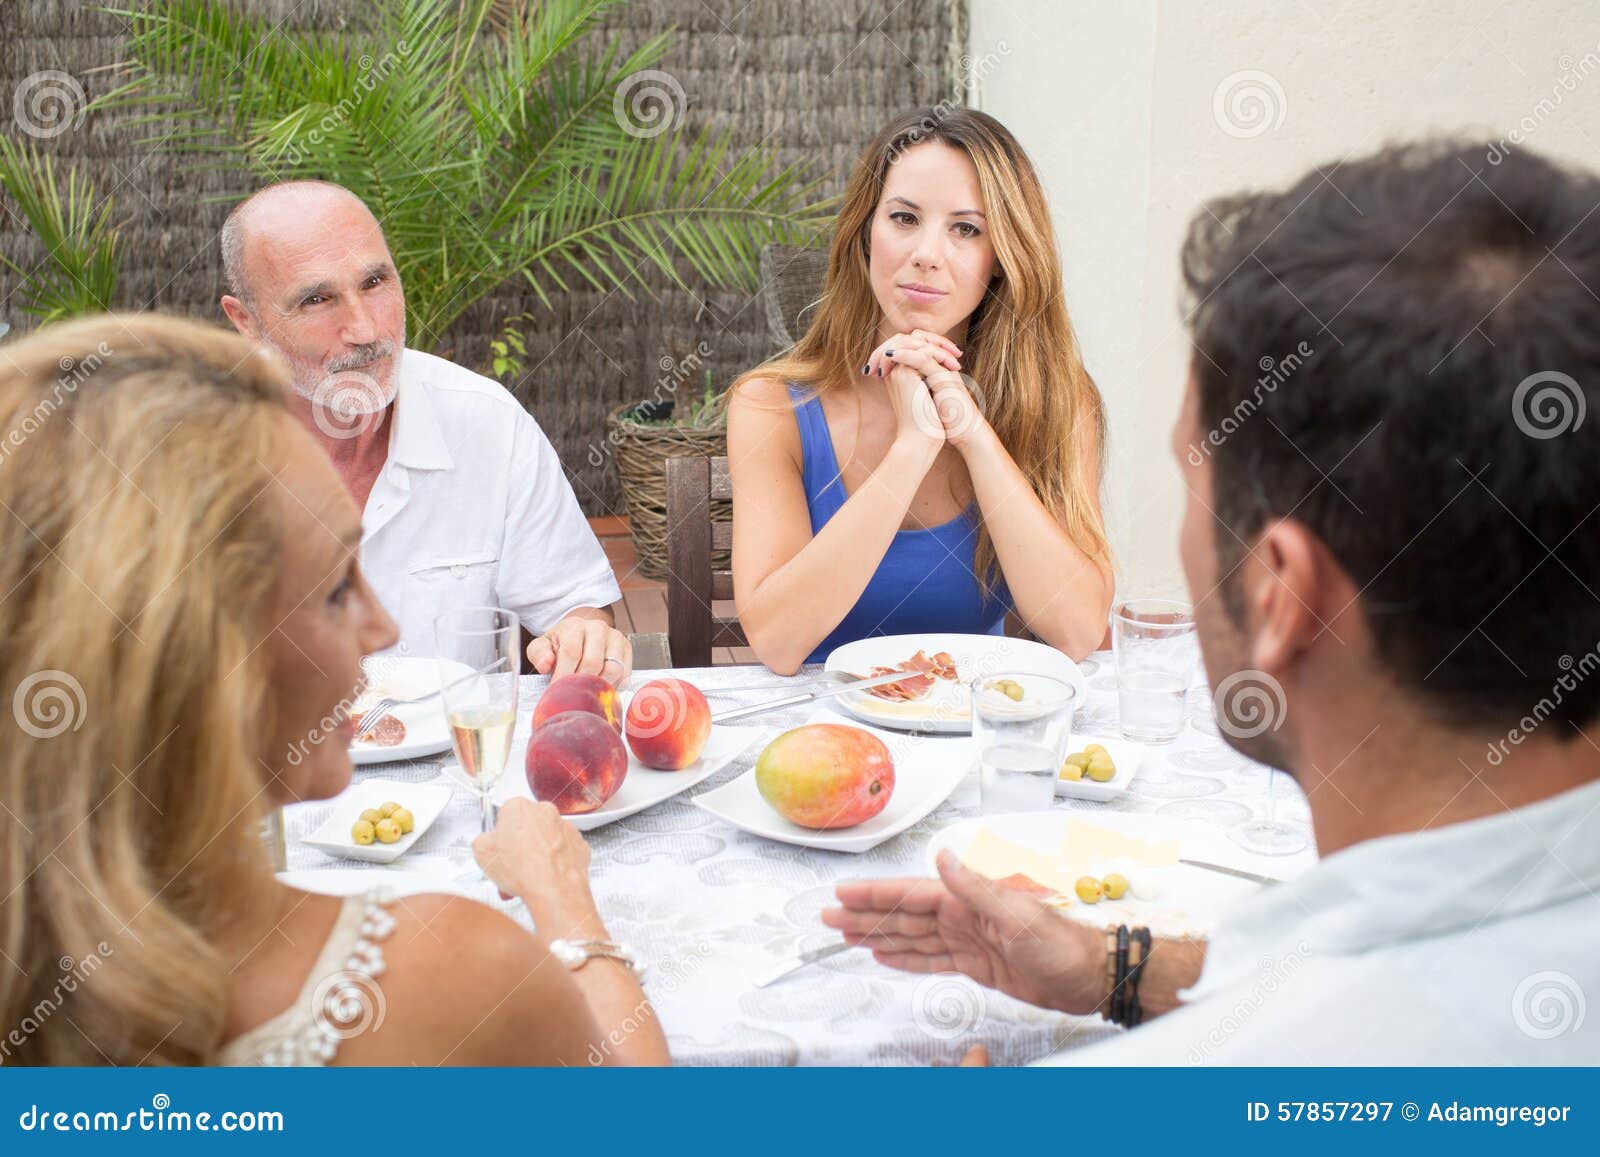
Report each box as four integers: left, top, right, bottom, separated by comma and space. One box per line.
353, 687, 440, 740
699, 671, 863, 698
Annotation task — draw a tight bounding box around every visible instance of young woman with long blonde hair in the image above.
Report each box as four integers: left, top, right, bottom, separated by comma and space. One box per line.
0, 315, 666, 1066
729, 107, 1113, 674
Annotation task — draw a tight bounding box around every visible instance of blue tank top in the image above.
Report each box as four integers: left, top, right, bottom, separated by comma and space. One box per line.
788, 385, 1012, 664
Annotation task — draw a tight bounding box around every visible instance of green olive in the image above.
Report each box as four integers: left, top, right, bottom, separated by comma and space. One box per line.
1065, 752, 1091, 770
1074, 876, 1103, 904
351, 820, 376, 846
358, 807, 383, 825
374, 817, 402, 844
1086, 755, 1117, 783
391, 806, 416, 834
1102, 873, 1130, 900
1084, 743, 1108, 757
1059, 761, 1083, 781
378, 801, 400, 818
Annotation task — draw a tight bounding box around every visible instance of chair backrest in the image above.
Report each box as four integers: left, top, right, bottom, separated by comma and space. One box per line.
759, 245, 829, 350
665, 455, 747, 668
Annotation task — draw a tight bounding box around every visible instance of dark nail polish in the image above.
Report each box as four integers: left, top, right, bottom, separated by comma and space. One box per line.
861, 364, 871, 375
884, 349, 896, 357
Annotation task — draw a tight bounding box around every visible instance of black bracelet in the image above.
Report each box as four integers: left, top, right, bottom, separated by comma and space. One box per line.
1109, 924, 1131, 1025
1126, 927, 1153, 1028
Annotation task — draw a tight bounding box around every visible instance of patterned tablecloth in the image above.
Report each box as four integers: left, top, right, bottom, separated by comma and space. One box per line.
281, 657, 1316, 1066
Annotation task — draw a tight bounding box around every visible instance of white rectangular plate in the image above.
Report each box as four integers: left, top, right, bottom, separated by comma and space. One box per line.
300, 777, 454, 864
823, 632, 1086, 734
1054, 731, 1146, 802
493, 722, 764, 832
693, 712, 975, 853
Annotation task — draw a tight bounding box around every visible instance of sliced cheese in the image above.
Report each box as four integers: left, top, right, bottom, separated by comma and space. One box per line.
959, 827, 1079, 896
1057, 818, 1179, 874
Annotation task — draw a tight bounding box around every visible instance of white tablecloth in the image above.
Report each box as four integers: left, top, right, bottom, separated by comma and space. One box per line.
281, 657, 1314, 1066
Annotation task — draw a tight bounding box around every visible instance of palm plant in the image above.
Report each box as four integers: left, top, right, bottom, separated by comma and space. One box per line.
98, 0, 832, 348
0, 135, 122, 325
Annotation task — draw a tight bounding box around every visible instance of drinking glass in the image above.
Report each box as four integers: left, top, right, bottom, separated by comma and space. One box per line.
435, 607, 521, 834
1230, 768, 1309, 855
1113, 600, 1196, 743
972, 672, 1077, 814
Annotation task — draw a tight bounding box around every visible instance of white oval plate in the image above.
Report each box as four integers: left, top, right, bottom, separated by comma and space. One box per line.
693, 711, 975, 853
299, 777, 455, 864
823, 632, 1086, 734
349, 656, 472, 765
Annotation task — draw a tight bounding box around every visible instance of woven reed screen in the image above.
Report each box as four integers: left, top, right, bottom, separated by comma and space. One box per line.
0, 0, 964, 512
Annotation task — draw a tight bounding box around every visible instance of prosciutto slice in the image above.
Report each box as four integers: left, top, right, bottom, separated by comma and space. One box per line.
858, 649, 960, 701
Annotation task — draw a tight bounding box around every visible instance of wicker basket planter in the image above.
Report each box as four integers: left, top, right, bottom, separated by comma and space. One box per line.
606, 400, 729, 581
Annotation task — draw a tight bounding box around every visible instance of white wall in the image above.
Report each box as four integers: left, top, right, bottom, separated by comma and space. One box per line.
970, 0, 1600, 599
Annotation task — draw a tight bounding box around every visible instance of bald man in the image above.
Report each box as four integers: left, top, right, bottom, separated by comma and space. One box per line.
220, 181, 631, 681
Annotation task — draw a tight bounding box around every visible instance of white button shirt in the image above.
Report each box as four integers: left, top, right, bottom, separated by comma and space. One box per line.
361, 349, 621, 658
1038, 776, 1600, 1065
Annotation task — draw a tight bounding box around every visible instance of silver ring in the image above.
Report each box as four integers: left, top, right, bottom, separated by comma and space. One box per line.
602, 657, 623, 667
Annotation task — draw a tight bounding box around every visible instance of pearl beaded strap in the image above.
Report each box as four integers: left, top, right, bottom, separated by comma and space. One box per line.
250, 889, 397, 1067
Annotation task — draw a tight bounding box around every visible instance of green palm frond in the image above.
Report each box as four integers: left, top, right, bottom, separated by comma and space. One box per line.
0, 135, 122, 325
96, 0, 835, 348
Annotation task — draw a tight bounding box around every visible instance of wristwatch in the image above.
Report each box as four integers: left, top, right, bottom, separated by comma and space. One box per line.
548, 938, 646, 979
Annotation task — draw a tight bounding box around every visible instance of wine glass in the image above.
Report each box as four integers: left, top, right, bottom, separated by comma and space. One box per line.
1229, 767, 1309, 855
434, 606, 521, 834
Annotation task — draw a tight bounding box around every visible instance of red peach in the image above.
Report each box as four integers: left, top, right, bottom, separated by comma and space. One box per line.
754, 723, 895, 829
533, 673, 622, 733
526, 711, 629, 814
625, 678, 712, 770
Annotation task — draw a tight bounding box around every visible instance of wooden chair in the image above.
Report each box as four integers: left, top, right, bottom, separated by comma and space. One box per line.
665, 454, 747, 668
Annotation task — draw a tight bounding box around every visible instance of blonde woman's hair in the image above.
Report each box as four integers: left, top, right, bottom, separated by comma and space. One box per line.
735, 106, 1110, 588
0, 314, 292, 1066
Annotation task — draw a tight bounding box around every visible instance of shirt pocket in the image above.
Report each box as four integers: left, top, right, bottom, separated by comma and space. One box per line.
404, 551, 501, 637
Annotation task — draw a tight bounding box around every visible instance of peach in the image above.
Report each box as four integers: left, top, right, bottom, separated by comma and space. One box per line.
526, 711, 629, 814
754, 723, 895, 829
625, 678, 712, 770
533, 673, 622, 733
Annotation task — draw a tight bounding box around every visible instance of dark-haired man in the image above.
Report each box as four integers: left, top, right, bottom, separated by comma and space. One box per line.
826, 140, 1600, 1064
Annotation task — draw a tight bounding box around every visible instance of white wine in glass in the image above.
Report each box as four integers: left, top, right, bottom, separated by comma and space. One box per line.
435, 606, 521, 834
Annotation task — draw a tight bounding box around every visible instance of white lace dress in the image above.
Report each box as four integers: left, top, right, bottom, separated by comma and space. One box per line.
218, 891, 397, 1066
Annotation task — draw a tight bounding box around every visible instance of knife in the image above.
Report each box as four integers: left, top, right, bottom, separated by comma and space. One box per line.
1178, 858, 1283, 886
753, 941, 853, 988
710, 669, 925, 724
